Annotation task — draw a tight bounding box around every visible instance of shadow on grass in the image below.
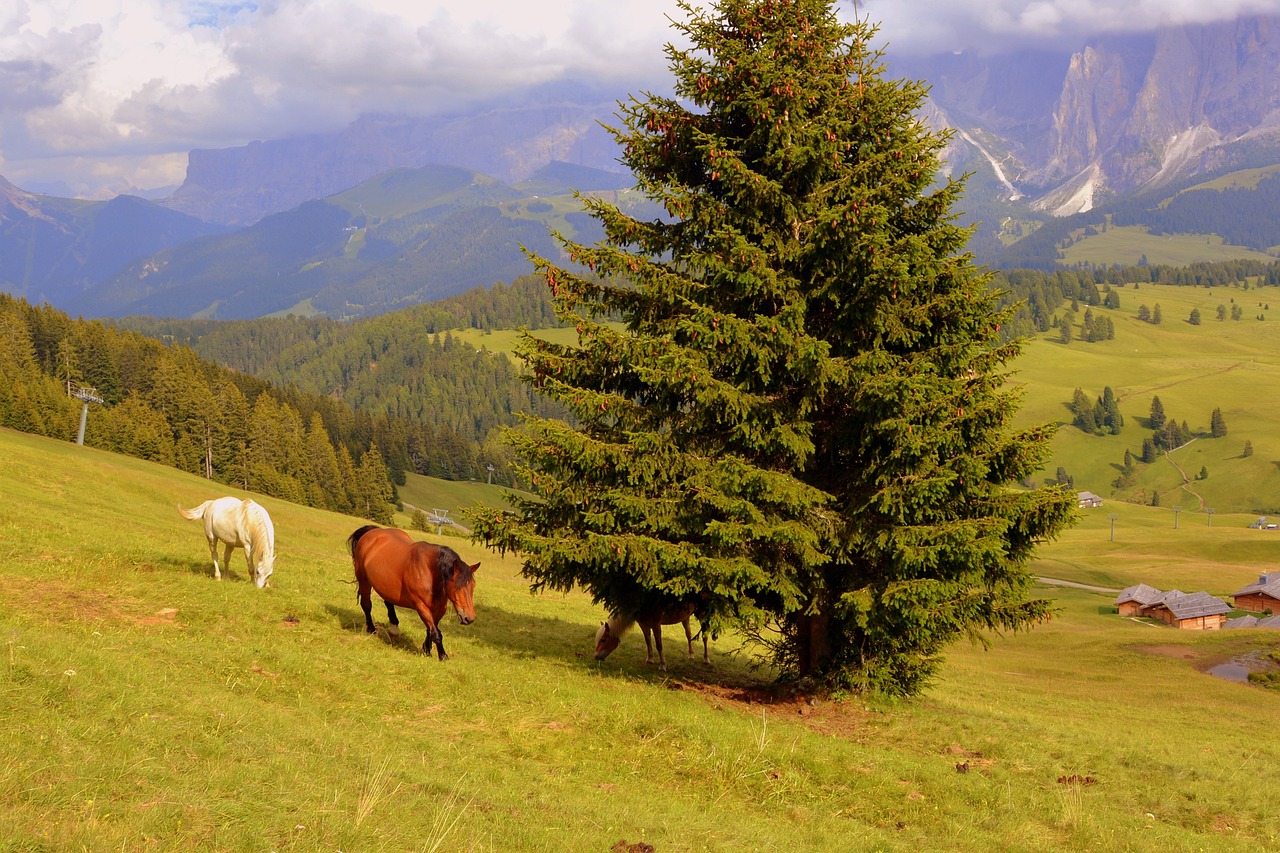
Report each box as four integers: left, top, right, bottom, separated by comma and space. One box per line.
323, 603, 431, 654
151, 554, 257, 584
466, 602, 766, 689
325, 600, 765, 688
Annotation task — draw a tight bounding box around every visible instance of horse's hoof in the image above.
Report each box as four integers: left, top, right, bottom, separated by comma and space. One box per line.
387, 625, 401, 638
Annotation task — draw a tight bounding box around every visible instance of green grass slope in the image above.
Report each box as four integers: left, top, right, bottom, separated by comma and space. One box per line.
1058, 225, 1275, 267
1012, 281, 1280, 514
6, 427, 1280, 849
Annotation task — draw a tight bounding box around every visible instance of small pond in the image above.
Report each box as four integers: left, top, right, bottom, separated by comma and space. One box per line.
1205, 650, 1278, 685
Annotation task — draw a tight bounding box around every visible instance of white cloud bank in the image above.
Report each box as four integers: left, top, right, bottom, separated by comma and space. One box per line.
3, 0, 1279, 196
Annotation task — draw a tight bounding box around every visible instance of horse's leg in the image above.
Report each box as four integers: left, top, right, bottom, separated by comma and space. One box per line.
431, 626, 447, 662
682, 616, 694, 659
384, 601, 401, 637
640, 623, 655, 664
358, 580, 376, 634
206, 536, 219, 579
653, 625, 666, 670
412, 607, 445, 660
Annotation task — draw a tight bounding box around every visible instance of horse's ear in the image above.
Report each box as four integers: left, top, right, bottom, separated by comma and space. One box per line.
470, 562, 480, 573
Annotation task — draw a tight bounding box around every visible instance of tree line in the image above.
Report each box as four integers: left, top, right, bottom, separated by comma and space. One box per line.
1, 294, 396, 523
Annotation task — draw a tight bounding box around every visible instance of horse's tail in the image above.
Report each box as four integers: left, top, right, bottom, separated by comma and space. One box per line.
347, 524, 381, 556
177, 501, 211, 520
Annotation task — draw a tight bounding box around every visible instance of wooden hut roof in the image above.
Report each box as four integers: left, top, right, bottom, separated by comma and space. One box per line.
1151, 591, 1231, 620
1230, 573, 1280, 599
1114, 583, 1163, 606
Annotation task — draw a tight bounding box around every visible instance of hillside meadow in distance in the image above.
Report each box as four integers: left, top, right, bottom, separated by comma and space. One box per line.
3, 425, 1280, 850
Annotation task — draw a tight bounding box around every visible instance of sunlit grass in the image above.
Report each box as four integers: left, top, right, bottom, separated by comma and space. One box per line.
4, 426, 1280, 850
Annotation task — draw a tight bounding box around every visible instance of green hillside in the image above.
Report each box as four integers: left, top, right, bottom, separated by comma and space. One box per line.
80, 163, 650, 321
6, 424, 1280, 849
1058, 225, 1275, 268
1013, 281, 1280, 513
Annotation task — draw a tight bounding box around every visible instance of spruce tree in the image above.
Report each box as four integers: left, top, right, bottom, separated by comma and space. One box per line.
1149, 396, 1165, 429
1210, 407, 1227, 438
473, 0, 1074, 695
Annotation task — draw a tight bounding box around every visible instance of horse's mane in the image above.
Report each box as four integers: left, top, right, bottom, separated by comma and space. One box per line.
347, 524, 381, 554
436, 545, 474, 587
245, 502, 274, 556
598, 613, 636, 641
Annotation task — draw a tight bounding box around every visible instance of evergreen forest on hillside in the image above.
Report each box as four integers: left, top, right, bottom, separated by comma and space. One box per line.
4, 295, 412, 522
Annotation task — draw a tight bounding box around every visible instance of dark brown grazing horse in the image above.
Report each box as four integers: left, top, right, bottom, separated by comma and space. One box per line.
347, 525, 478, 660
594, 598, 710, 670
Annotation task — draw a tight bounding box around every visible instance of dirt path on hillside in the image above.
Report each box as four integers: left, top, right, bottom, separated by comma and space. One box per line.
1116, 361, 1249, 403
1162, 443, 1206, 510
1038, 577, 1120, 594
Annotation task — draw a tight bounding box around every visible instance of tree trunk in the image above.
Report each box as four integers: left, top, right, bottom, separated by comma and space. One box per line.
796, 610, 832, 677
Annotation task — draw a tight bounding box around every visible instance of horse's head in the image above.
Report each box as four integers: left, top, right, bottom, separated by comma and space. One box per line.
446, 561, 479, 625
594, 621, 621, 660
253, 552, 274, 589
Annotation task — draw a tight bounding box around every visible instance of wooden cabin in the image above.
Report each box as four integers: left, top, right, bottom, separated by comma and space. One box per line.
1230, 573, 1280, 614
1143, 591, 1230, 631
1113, 583, 1163, 617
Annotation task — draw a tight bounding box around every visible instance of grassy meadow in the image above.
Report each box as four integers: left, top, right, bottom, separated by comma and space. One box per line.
5, 425, 1280, 851
1010, 281, 1280, 515
1058, 226, 1275, 268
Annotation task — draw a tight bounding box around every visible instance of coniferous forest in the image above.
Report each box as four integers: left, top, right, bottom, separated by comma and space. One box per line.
0, 294, 401, 521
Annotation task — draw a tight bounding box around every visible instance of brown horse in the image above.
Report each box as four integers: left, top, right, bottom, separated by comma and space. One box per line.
594, 598, 710, 670
347, 525, 478, 660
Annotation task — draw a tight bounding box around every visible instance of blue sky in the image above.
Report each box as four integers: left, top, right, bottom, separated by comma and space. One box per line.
2, 0, 1277, 198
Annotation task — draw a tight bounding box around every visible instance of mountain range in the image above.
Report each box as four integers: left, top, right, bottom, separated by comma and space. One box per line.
4, 15, 1280, 320
909, 15, 1280, 216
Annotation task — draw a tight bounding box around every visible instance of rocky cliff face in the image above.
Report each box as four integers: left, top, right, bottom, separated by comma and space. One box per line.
911, 15, 1280, 214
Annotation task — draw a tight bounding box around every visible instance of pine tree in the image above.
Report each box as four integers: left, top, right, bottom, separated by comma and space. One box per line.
1210, 407, 1227, 438
1243, 439, 1254, 458
1189, 307, 1201, 325
1141, 437, 1157, 463
1149, 396, 1166, 429
472, 0, 1075, 696
356, 443, 395, 524
1100, 386, 1123, 433
1153, 303, 1163, 324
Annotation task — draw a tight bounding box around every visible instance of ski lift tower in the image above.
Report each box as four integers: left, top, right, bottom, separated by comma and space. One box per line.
426, 508, 451, 536
72, 384, 103, 446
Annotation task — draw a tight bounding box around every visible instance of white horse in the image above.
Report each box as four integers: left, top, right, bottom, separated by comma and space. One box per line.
178, 497, 275, 588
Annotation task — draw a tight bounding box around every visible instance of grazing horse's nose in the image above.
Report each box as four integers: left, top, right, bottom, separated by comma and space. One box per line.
458, 613, 474, 626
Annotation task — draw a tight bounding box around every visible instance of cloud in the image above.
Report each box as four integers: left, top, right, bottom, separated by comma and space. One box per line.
4, 0, 1280, 196
1, 0, 683, 194
862, 0, 1280, 55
